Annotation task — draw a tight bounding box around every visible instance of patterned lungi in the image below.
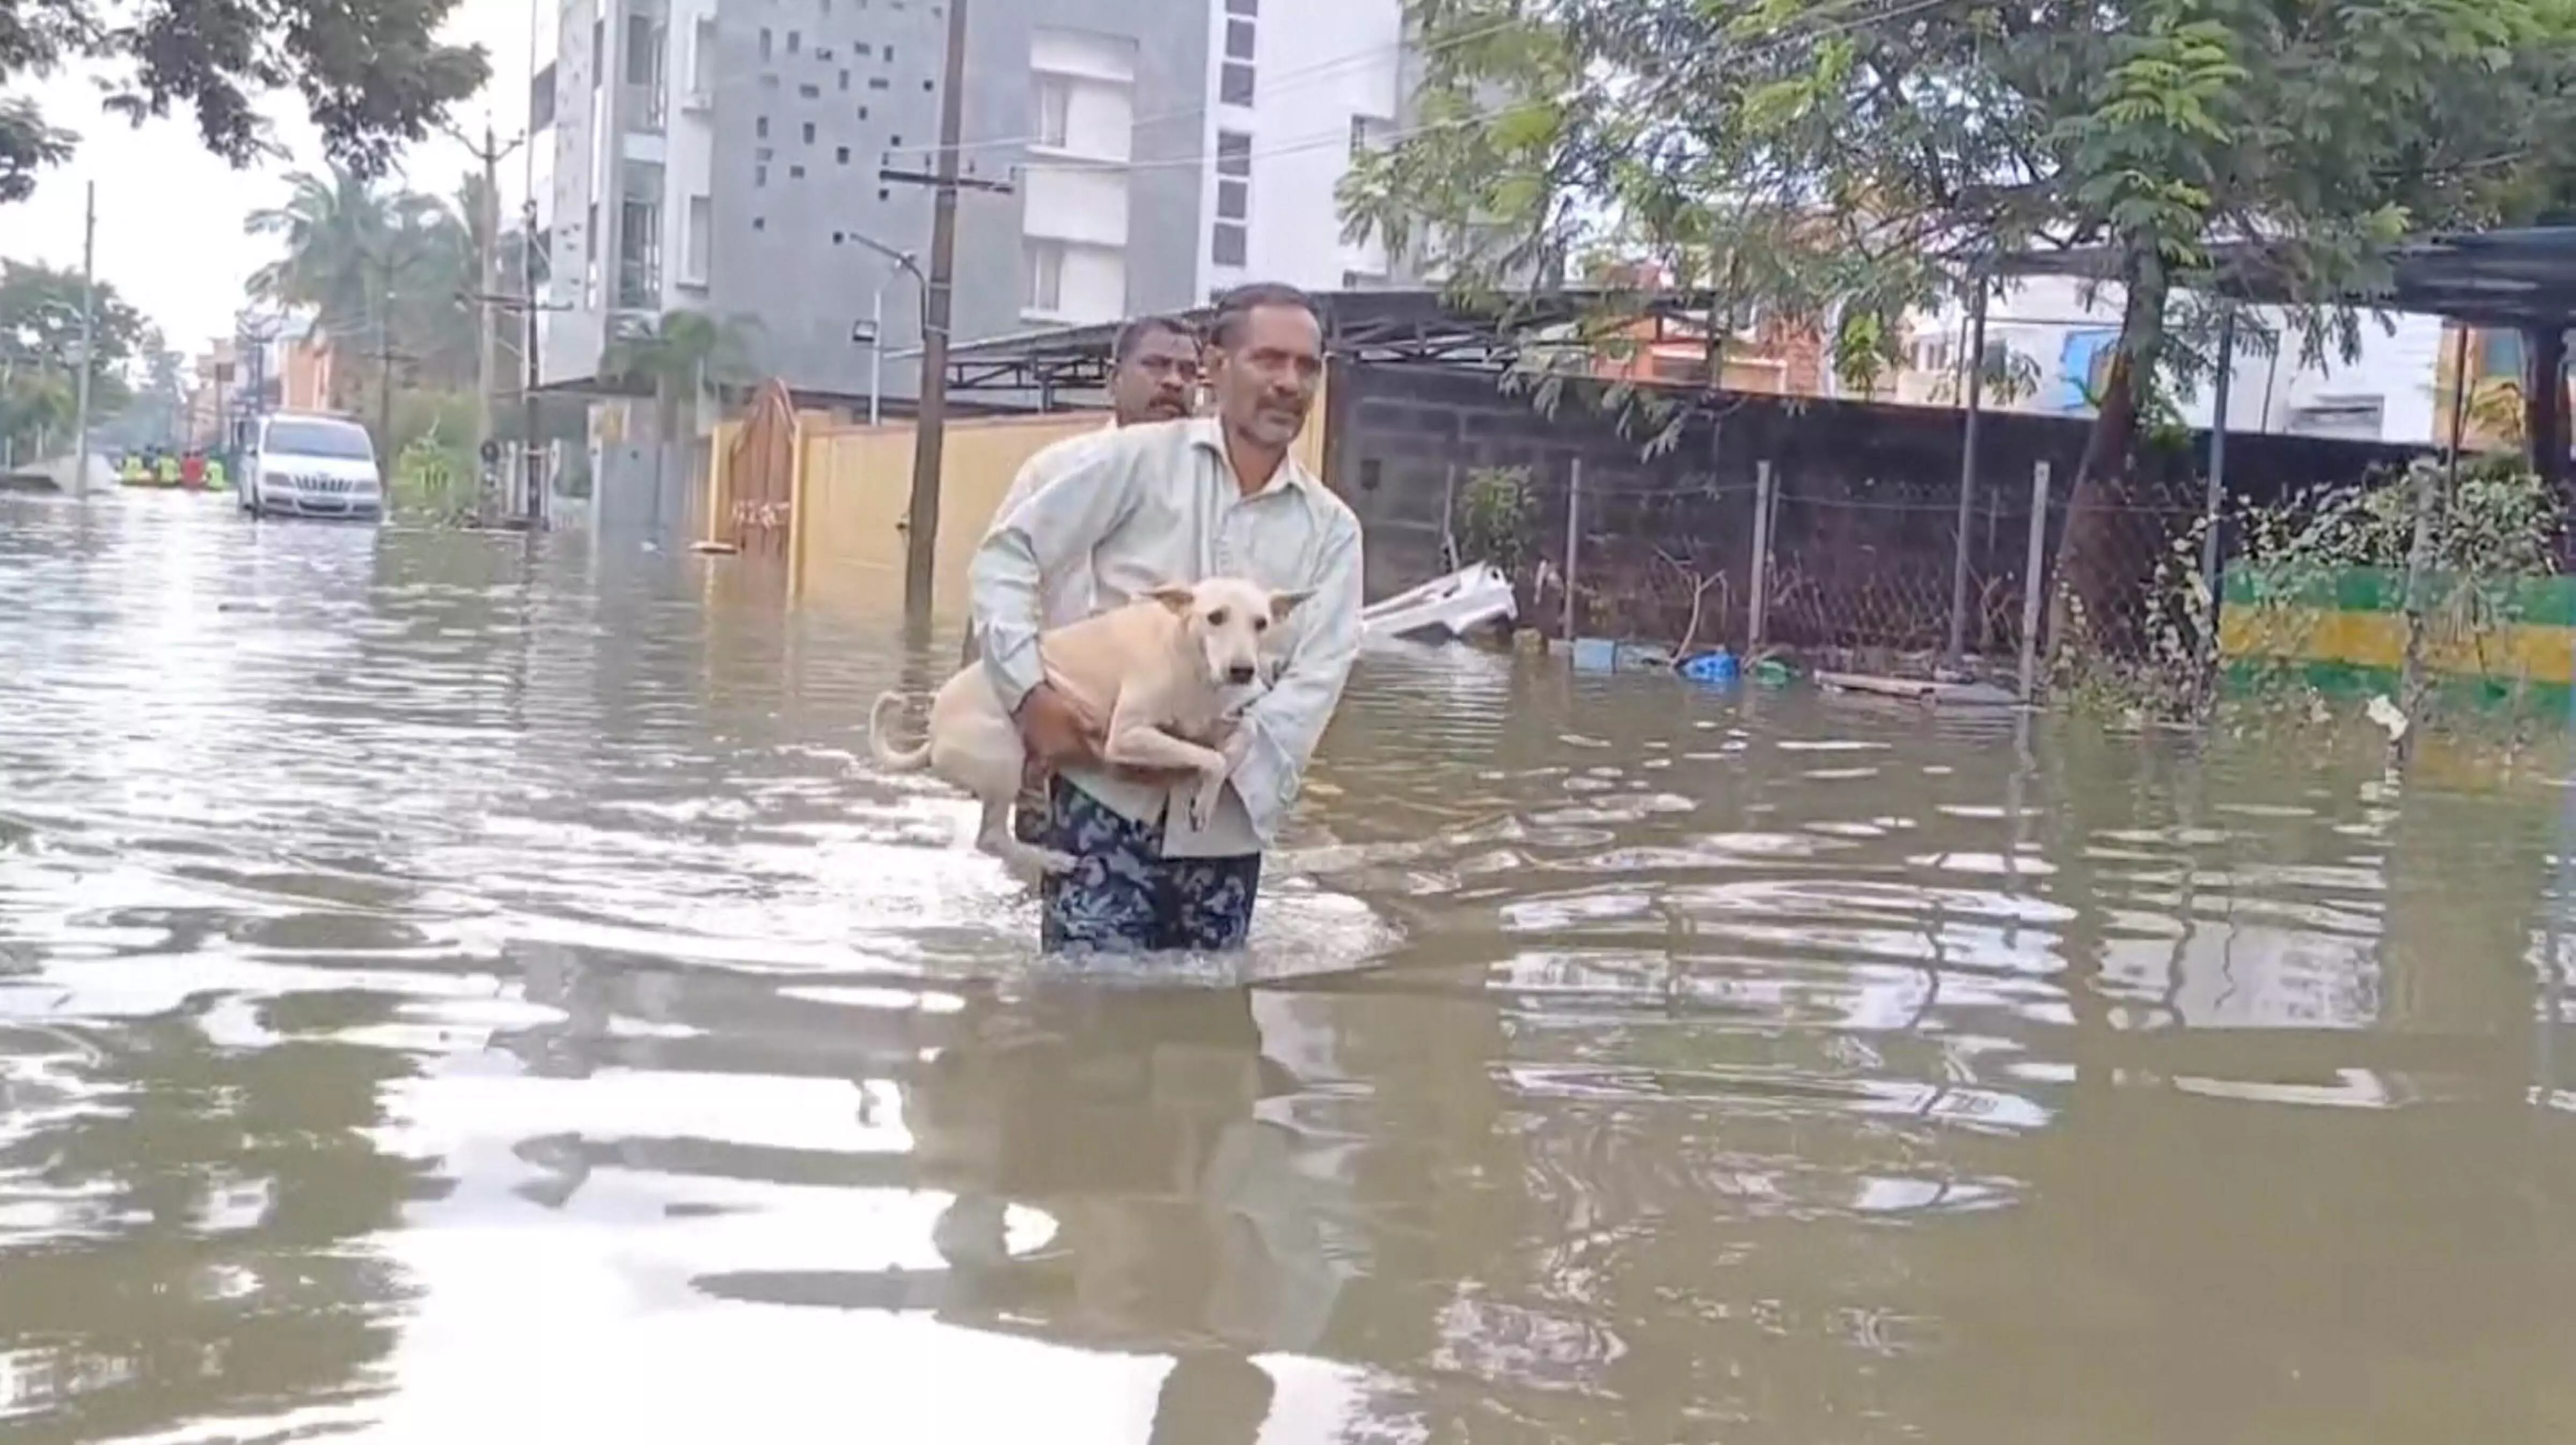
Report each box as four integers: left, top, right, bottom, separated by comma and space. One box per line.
1037, 777, 1262, 954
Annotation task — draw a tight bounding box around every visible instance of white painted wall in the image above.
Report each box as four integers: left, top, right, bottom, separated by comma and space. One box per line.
542, 0, 606, 386
1022, 26, 1138, 325
1900, 274, 2456, 444
1197, 0, 1406, 297
1022, 166, 1130, 249
657, 0, 719, 309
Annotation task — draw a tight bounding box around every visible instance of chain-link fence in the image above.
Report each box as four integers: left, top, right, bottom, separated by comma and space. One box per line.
1340, 363, 2429, 685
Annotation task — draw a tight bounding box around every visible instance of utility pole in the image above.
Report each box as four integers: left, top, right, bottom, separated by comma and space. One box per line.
376, 251, 398, 457
446, 120, 526, 511
880, 0, 1010, 627
521, 196, 545, 526
71, 181, 94, 491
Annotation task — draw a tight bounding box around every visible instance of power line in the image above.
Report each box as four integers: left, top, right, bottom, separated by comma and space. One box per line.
1003, 0, 1973, 180
939, 14, 1525, 160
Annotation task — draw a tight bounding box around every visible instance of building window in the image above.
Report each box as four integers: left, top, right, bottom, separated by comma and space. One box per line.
799, 82, 819, 98
802, 120, 817, 142
756, 115, 769, 137
1350, 114, 1388, 157
1220, 61, 1254, 107
1226, 0, 1255, 12
1024, 238, 1064, 313
685, 195, 712, 283
2482, 328, 2527, 380
753, 216, 765, 231
869, 76, 889, 90
1217, 178, 1247, 222
837, 144, 851, 163
530, 64, 557, 130
755, 164, 767, 186
1212, 222, 1247, 267
624, 14, 661, 87
592, 18, 605, 83
1033, 76, 1071, 149
758, 26, 772, 60
1225, 18, 1255, 61
1216, 130, 1251, 177
786, 29, 800, 53
840, 69, 852, 90
691, 18, 715, 95
617, 197, 661, 308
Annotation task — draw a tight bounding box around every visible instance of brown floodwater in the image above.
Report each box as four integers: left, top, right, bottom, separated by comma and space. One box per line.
3, 492, 2573, 1443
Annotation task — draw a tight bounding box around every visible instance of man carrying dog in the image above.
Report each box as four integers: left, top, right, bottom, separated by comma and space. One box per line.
969, 283, 1363, 954
964, 314, 1203, 845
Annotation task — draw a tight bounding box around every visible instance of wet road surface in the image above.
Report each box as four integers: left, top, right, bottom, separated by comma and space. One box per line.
4, 492, 2574, 1442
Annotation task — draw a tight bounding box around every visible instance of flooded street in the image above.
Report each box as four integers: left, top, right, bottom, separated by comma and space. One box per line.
5, 492, 2574, 1443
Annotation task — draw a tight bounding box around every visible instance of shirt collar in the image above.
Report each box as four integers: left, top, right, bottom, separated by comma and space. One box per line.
1185, 414, 1318, 500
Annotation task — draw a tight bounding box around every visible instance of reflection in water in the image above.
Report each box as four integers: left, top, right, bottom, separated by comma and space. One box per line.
2, 494, 2574, 1443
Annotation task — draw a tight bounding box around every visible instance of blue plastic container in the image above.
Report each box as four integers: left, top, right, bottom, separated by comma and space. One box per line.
1679, 649, 1740, 684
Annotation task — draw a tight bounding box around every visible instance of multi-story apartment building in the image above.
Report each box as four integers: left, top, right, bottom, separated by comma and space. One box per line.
529, 0, 1413, 406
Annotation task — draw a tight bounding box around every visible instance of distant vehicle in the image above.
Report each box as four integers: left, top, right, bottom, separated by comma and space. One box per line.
239, 412, 383, 521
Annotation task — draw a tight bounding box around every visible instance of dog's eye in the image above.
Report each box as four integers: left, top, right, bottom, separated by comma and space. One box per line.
1253, 616, 1269, 632
1207, 608, 1230, 627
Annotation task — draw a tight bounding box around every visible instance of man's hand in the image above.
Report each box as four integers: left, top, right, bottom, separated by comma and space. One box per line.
1013, 683, 1101, 769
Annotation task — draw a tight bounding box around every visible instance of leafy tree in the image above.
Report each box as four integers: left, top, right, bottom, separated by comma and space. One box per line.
0, 0, 487, 203
600, 309, 763, 497
601, 309, 762, 444
0, 258, 144, 451
245, 165, 473, 408
1345, 0, 2576, 649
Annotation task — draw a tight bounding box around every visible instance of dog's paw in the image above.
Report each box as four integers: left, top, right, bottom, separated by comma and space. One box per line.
1187, 779, 1225, 831
1034, 848, 1080, 875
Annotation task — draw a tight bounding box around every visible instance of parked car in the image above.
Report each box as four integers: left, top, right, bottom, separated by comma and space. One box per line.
240, 412, 384, 521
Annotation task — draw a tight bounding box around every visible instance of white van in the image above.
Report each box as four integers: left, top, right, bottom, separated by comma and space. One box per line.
240, 412, 385, 520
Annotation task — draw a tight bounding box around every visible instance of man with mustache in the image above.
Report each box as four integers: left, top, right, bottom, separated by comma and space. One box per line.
970, 283, 1364, 954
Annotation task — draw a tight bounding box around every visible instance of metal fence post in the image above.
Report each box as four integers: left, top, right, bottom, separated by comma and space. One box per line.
1749, 458, 1775, 652
1440, 462, 1460, 571
2018, 460, 2051, 702
1946, 272, 1990, 663
1562, 456, 1582, 640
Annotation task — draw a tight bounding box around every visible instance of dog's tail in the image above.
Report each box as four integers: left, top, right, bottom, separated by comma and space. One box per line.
867, 691, 934, 772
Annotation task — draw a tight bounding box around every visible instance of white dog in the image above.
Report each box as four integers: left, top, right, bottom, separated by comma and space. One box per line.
869, 577, 1308, 878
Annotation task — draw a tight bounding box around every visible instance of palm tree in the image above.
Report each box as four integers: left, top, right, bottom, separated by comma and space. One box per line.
244, 166, 467, 419
599, 309, 762, 507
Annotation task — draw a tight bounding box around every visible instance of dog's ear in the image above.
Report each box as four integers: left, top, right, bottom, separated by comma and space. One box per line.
1145, 583, 1198, 615
1268, 589, 1314, 622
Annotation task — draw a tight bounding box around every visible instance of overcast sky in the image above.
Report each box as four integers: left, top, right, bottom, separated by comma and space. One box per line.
8, 0, 542, 358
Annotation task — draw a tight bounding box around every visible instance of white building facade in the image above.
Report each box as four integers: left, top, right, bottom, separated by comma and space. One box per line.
1894, 274, 2454, 444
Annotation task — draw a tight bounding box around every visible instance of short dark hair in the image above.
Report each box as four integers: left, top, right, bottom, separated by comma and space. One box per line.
1206, 282, 1320, 349
1112, 314, 1199, 365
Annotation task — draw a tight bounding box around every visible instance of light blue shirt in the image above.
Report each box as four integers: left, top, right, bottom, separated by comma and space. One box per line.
970, 415, 1364, 857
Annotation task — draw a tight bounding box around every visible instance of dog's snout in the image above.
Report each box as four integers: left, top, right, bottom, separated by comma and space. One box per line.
1226, 663, 1258, 685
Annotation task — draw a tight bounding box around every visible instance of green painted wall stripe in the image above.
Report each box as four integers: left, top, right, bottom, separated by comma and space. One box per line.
2219, 657, 2575, 716
2222, 566, 2576, 626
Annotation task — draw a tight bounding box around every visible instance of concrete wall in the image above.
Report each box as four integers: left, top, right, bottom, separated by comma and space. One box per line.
794, 411, 1107, 622
1328, 362, 2432, 655
777, 384, 1329, 625
706, 0, 952, 398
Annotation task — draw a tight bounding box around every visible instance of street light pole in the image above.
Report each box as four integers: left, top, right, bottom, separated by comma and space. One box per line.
844, 231, 923, 429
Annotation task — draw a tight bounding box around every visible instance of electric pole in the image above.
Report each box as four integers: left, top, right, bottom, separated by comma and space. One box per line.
880, 0, 1010, 628
376, 250, 399, 457
446, 119, 526, 513
522, 195, 545, 526
71, 181, 94, 492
